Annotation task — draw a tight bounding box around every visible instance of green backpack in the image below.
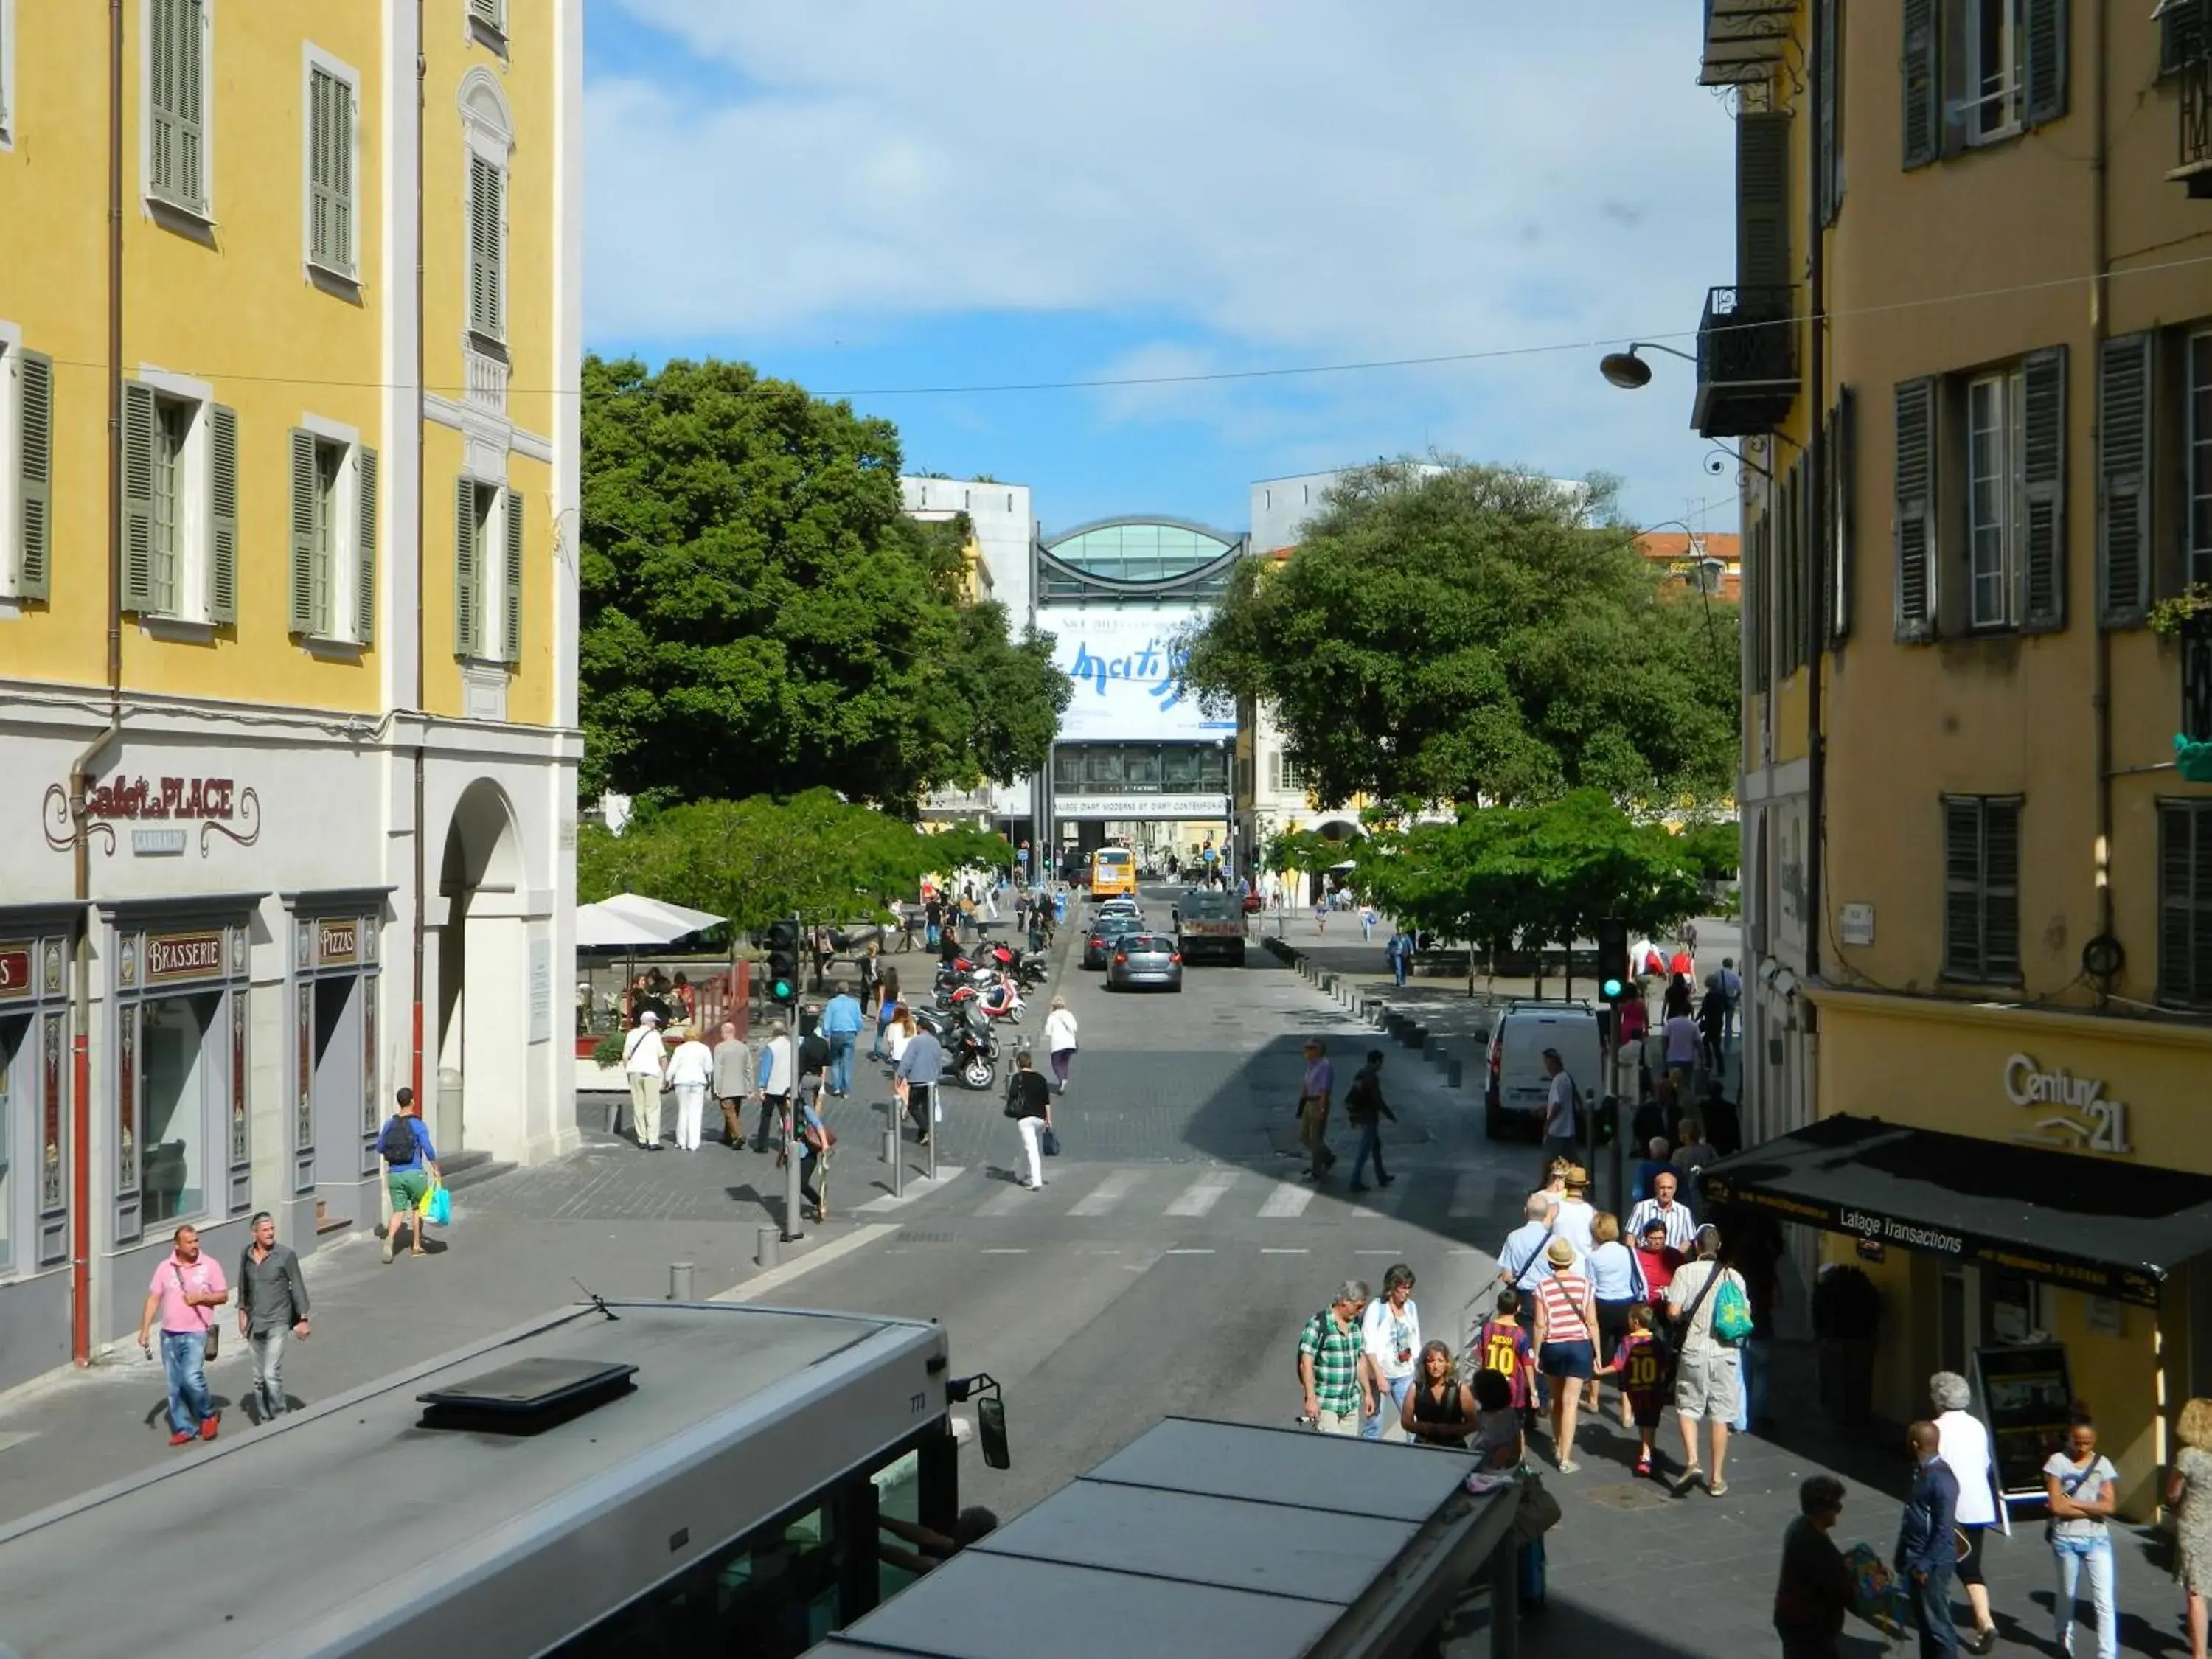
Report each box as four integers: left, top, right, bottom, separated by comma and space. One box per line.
1711, 1273, 1754, 1344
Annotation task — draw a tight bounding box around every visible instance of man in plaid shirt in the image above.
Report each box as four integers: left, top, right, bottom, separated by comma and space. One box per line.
1297, 1279, 1375, 1436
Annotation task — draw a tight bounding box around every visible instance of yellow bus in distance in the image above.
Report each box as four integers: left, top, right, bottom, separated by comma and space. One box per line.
1089, 846, 1137, 898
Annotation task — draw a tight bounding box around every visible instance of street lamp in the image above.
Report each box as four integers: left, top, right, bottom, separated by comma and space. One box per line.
1596, 341, 1698, 390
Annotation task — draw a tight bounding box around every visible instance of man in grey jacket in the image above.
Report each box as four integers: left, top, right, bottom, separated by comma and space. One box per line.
235, 1211, 310, 1422
712, 1020, 753, 1150
897, 1023, 944, 1145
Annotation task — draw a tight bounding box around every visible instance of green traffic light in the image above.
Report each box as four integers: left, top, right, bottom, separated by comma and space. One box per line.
772, 978, 793, 1001
1602, 978, 1624, 998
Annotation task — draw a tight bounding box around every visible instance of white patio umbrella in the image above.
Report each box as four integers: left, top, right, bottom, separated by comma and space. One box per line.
573, 902, 679, 950
594, 893, 724, 941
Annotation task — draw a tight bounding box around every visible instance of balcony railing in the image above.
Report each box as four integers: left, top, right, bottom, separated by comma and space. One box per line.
2176, 39, 2212, 197
1694, 285, 1799, 439
2184, 613, 2212, 744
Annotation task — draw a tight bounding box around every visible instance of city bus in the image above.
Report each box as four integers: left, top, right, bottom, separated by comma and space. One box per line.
0, 1300, 1007, 1658
1088, 844, 1137, 899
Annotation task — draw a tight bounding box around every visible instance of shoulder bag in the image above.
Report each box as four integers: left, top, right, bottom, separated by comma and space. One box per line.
174, 1263, 218, 1360
1660, 1259, 1728, 1394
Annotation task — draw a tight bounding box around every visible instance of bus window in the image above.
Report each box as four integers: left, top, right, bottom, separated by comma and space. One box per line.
872, 1450, 922, 1601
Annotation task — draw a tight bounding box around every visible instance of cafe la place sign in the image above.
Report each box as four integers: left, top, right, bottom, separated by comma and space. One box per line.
2005, 1052, 2131, 1157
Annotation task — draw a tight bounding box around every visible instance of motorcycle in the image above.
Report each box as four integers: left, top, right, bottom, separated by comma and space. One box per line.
947, 975, 1025, 1023
916, 1003, 998, 1090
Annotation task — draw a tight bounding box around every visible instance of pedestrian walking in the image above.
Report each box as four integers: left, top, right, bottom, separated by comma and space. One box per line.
1296, 1037, 1335, 1182
1671, 1117, 1718, 1178
1662, 1000, 1700, 1094
1401, 1340, 1476, 1447
872, 969, 902, 1060
1632, 1217, 1683, 1307
1593, 1301, 1666, 1477
377, 1087, 442, 1261
712, 1020, 753, 1150
1468, 1369, 1526, 1470
234, 1211, 310, 1423
1718, 956, 1742, 1041
1531, 1237, 1596, 1472
1897, 1420, 1963, 1659
1552, 1166, 1596, 1256
1360, 1264, 1422, 1442
1360, 902, 1377, 942
1627, 1170, 1699, 1253
820, 987, 864, 1096
858, 939, 883, 1015
794, 1084, 836, 1223
1385, 927, 1413, 988
1666, 1222, 1744, 1495
1312, 893, 1327, 933
1931, 1372, 2005, 1653
1471, 1290, 1538, 1433
666, 1026, 713, 1151
1697, 978, 1728, 1073
924, 894, 944, 950
1343, 1049, 1397, 1193
1043, 995, 1079, 1093
1003, 1049, 1053, 1190
1618, 991, 1651, 1095
2046, 1414, 2121, 1659
1497, 1193, 1570, 1321
886, 1004, 915, 1066
897, 1016, 944, 1144
899, 903, 917, 953
756, 1022, 793, 1154
622, 1008, 668, 1150
1537, 1048, 1579, 1179
138, 1223, 228, 1445
1295, 1280, 1372, 1436
1773, 1476, 1853, 1659
2173, 1398, 2212, 1659
1585, 1212, 1644, 1422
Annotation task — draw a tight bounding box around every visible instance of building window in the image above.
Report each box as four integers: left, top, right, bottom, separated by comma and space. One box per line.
1270, 752, 1310, 793
1942, 796, 2023, 982
139, 992, 218, 1224
305, 57, 357, 279
1966, 0, 2027, 139
2162, 801, 2212, 1009
467, 153, 504, 342
467, 0, 506, 44
0, 0, 16, 147
1, 338, 53, 600
122, 382, 236, 625
288, 428, 377, 643
1967, 368, 2026, 628
453, 476, 518, 664
146, 0, 209, 216
2191, 330, 2212, 589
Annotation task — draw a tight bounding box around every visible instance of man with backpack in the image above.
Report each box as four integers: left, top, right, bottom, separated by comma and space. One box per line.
1295, 1279, 1374, 1436
1343, 1050, 1397, 1194
1666, 1222, 1751, 1496
378, 1088, 442, 1264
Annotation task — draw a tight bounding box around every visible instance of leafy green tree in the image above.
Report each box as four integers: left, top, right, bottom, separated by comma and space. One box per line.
579, 357, 1068, 812
1180, 461, 1739, 810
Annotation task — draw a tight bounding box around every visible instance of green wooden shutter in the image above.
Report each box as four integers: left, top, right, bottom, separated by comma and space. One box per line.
355, 447, 378, 645
177, 0, 205, 209
16, 349, 53, 600
333, 77, 354, 273
1828, 386, 1856, 643
1942, 799, 1984, 978
2096, 332, 2153, 627
1901, 0, 1940, 170
1983, 801, 2023, 981
208, 403, 237, 624
1735, 112, 1792, 295
470, 0, 504, 29
2167, 1, 2211, 77
121, 382, 157, 612
287, 427, 317, 633
501, 487, 524, 666
307, 69, 333, 266
2023, 0, 2069, 129
1893, 378, 1937, 642
468, 156, 504, 338
2019, 346, 2067, 634
149, 0, 177, 201
1818, 0, 1843, 226
453, 477, 478, 657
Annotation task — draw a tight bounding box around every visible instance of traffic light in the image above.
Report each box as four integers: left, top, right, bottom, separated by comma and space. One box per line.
1595, 917, 1630, 1005
765, 918, 801, 1007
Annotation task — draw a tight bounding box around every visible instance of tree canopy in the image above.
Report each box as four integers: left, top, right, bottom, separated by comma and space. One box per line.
579, 356, 1068, 812
1180, 462, 1739, 810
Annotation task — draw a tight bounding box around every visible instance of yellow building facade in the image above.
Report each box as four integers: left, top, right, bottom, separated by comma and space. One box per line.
0, 0, 582, 1390
1695, 0, 2212, 1513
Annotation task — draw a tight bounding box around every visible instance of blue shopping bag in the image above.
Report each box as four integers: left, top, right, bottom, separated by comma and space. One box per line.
421, 1182, 453, 1226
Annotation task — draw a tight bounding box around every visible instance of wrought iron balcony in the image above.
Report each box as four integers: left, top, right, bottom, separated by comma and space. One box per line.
2174, 20, 2212, 198
1694, 285, 1799, 439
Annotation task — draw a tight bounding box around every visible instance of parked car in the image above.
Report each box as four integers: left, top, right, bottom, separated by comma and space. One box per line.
1484, 1001, 1604, 1141
1106, 932, 1183, 992
1081, 914, 1145, 970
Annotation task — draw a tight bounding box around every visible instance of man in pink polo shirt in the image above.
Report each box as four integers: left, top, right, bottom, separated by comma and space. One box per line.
136, 1223, 229, 1445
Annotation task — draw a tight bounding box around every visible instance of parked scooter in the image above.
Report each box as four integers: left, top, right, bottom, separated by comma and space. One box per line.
914, 1003, 998, 1090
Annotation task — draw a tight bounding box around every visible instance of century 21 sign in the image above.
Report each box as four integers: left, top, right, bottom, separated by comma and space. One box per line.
2006, 1052, 2132, 1156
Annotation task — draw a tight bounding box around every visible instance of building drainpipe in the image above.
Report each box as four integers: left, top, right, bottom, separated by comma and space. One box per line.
2090, 0, 2116, 999
1804, 14, 1827, 998
71, 0, 128, 1367
411, 0, 429, 1110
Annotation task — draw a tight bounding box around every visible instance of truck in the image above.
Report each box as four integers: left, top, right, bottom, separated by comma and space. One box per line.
1171, 887, 1248, 966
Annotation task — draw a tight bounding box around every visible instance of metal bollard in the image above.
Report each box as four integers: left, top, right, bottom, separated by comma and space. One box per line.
756, 1225, 780, 1269
1447, 1058, 1464, 1088
669, 1262, 695, 1301
782, 1105, 804, 1242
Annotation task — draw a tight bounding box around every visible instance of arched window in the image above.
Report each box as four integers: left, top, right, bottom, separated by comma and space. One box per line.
457, 69, 512, 345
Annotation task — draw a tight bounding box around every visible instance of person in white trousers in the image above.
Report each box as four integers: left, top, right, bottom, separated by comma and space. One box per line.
622, 1011, 667, 1150
1006, 1049, 1054, 1190
665, 1027, 714, 1151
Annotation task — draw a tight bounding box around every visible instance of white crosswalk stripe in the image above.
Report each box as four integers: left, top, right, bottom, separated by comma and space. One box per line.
1164, 1169, 1237, 1217
975, 1182, 1035, 1217
1256, 1183, 1315, 1219
1068, 1169, 1147, 1216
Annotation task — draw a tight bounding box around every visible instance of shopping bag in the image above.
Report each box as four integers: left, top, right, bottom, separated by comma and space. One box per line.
1842, 1541, 1907, 1637
421, 1181, 453, 1227
1041, 1125, 1061, 1158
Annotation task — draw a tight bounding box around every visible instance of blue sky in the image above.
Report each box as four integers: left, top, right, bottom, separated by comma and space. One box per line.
585, 1, 1743, 541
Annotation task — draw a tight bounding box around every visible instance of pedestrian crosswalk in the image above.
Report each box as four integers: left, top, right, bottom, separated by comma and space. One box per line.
888, 1161, 1517, 1231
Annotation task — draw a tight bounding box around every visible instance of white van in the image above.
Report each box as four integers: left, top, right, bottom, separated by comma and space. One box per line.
1484, 1001, 1604, 1140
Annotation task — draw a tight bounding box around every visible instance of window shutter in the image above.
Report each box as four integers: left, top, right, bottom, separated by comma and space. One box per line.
17, 349, 53, 600
1893, 377, 1937, 642
287, 428, 317, 633
1735, 112, 1792, 294
453, 478, 478, 657
2023, 0, 2069, 128
355, 447, 378, 645
1818, 0, 1844, 225
333, 78, 354, 273
208, 403, 237, 624
2096, 331, 2152, 627
121, 383, 157, 611
2160, 804, 2212, 1007
502, 487, 524, 666
1983, 802, 2023, 981
1942, 800, 1983, 978
2168, 1, 2211, 77
1829, 386, 1856, 643
1901, 0, 1940, 170
178, 0, 205, 209
2018, 347, 2067, 633
307, 70, 329, 264
149, 0, 176, 200
468, 156, 504, 339
470, 0, 504, 29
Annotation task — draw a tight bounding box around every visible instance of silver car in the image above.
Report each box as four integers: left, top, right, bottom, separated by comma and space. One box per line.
1106, 932, 1183, 992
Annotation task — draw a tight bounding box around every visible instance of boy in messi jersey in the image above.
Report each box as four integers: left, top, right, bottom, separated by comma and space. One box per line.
1596, 1301, 1669, 1478
1472, 1288, 1538, 1431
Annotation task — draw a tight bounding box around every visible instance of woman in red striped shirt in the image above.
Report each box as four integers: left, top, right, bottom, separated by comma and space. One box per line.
1532, 1235, 1599, 1472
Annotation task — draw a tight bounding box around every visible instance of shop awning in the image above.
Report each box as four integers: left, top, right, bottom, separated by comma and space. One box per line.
1695, 1114, 2212, 1307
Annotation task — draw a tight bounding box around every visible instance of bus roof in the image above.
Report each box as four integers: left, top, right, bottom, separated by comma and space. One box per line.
804, 1416, 1515, 1659
1093, 847, 1132, 860
0, 1301, 946, 1659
